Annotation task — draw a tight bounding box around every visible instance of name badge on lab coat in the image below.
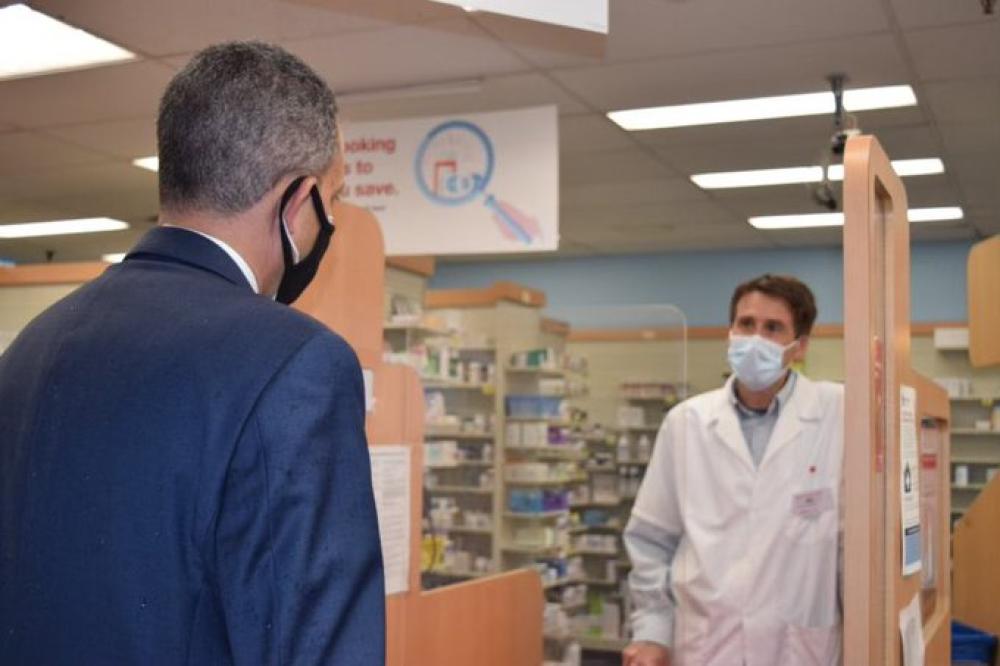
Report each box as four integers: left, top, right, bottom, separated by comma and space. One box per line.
791, 487, 833, 520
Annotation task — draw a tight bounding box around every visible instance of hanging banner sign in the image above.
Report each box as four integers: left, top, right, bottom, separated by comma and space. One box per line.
341, 106, 558, 256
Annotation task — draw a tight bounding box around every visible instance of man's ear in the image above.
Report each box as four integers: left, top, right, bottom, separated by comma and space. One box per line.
793, 335, 810, 361
278, 175, 318, 234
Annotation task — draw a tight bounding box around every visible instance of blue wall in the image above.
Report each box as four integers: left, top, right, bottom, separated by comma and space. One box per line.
428, 241, 973, 327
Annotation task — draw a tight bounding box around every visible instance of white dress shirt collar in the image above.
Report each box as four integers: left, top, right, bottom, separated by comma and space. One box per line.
164, 225, 259, 294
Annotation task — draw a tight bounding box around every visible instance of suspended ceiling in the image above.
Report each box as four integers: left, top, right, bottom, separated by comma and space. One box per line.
0, 0, 997, 263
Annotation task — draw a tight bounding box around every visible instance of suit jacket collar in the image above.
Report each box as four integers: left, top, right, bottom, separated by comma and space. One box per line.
125, 226, 253, 291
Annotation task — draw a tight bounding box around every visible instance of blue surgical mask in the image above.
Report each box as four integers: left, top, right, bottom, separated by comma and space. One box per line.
727, 333, 797, 391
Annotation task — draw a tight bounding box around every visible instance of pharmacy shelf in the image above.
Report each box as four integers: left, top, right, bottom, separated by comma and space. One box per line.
616, 458, 651, 466
422, 568, 488, 580
952, 429, 1000, 436
505, 366, 567, 379
573, 549, 619, 558
581, 523, 624, 532
425, 485, 494, 496
570, 499, 622, 508
455, 460, 493, 468
580, 578, 620, 587
952, 483, 990, 491
505, 417, 575, 426
542, 576, 582, 590
577, 635, 629, 653
503, 510, 569, 520
951, 457, 1000, 465
425, 429, 495, 440
384, 322, 450, 336
621, 425, 661, 433
949, 396, 1000, 402
505, 446, 586, 460
422, 379, 495, 392
501, 543, 568, 556
438, 525, 494, 536
505, 478, 582, 487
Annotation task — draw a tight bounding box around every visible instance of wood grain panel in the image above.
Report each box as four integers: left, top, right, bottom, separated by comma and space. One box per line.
0, 261, 107, 285
954, 472, 1000, 640
968, 236, 1000, 368
386, 255, 436, 277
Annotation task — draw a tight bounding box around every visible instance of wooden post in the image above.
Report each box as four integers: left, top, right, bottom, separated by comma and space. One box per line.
842, 135, 951, 664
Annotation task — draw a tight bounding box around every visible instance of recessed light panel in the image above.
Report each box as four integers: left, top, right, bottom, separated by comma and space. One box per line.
608, 85, 917, 131
0, 4, 135, 81
0, 218, 129, 239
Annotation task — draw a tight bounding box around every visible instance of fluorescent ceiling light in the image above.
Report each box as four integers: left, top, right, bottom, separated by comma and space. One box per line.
430, 0, 608, 33
692, 158, 945, 189
102, 252, 127, 263
132, 156, 159, 172
0, 4, 135, 81
749, 206, 964, 230
907, 206, 964, 222
608, 85, 917, 131
0, 218, 129, 239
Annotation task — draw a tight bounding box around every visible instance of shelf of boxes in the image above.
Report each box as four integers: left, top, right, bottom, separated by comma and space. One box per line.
947, 394, 1000, 532
425, 485, 495, 496
419, 343, 501, 589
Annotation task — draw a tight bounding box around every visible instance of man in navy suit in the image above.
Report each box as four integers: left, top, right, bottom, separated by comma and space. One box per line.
0, 42, 385, 664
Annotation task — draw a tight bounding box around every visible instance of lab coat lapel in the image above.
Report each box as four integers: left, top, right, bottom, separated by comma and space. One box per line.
759, 374, 820, 469
709, 376, 756, 472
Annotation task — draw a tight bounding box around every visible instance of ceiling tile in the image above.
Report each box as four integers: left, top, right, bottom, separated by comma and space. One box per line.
559, 114, 634, 154
938, 121, 1000, 156
29, 0, 432, 58
560, 147, 674, 186
920, 78, 1000, 124
905, 21, 1000, 81
0, 132, 111, 174
41, 118, 157, 161
561, 178, 708, 207
889, 0, 995, 29
0, 61, 175, 129
0, 162, 157, 208
551, 33, 910, 112
285, 17, 528, 92
651, 121, 940, 177
339, 72, 588, 122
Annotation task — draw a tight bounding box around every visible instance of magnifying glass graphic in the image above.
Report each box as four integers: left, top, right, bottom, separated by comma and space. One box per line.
414, 120, 541, 244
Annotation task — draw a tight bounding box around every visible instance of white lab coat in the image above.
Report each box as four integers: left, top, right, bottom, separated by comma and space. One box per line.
631, 374, 844, 666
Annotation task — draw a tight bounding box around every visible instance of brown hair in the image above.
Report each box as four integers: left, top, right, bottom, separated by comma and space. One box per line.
729, 274, 818, 338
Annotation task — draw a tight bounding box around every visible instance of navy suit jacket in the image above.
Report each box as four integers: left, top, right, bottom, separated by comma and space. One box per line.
0, 227, 385, 665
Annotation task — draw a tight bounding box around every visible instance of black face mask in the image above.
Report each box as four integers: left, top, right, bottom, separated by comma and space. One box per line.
275, 176, 335, 305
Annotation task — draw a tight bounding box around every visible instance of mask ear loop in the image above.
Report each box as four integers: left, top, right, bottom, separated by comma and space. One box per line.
279, 176, 307, 265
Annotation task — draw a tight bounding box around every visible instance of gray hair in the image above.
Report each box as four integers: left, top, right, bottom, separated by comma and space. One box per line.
157, 41, 338, 214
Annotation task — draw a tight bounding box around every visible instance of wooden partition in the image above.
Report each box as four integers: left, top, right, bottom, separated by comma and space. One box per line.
842, 135, 952, 664
295, 202, 543, 665
968, 235, 1000, 368
953, 475, 1000, 641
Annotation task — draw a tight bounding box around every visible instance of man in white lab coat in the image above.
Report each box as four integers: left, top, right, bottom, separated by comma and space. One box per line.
622, 274, 843, 666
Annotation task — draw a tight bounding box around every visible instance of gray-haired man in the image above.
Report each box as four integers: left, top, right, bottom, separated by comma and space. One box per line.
1, 42, 385, 665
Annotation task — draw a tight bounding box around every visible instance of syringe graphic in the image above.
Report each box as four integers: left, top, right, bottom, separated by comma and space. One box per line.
484, 194, 539, 245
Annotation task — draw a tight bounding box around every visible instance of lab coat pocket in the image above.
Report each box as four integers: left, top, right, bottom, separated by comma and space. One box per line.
781, 624, 841, 666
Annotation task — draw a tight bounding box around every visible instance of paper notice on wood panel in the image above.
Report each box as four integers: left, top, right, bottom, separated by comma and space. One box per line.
369, 446, 411, 595
900, 385, 922, 576
899, 593, 925, 666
